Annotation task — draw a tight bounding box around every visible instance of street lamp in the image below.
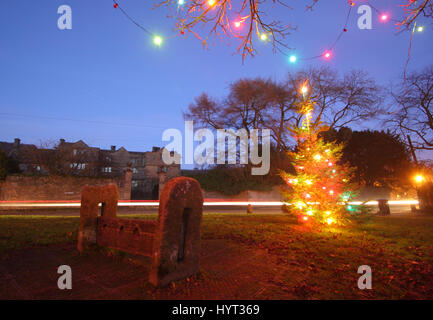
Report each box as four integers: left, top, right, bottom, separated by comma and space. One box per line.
415, 174, 424, 183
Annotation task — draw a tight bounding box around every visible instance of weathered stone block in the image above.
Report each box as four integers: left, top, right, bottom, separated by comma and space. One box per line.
77, 184, 118, 252
149, 177, 203, 287
77, 177, 204, 288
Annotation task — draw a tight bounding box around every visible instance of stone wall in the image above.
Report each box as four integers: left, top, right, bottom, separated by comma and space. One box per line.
0, 171, 132, 201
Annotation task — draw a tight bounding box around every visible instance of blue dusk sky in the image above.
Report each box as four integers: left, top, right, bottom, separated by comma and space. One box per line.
0, 0, 432, 161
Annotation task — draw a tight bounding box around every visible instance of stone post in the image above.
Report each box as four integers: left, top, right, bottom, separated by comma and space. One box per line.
247, 204, 253, 214
149, 177, 203, 287
77, 184, 118, 252
158, 167, 167, 199
119, 168, 132, 200
377, 199, 390, 216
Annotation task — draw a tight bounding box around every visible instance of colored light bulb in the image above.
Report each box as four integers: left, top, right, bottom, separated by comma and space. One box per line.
380, 14, 388, 21
153, 35, 163, 46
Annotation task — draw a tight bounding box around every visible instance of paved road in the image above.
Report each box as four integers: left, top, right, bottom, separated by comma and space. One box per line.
0, 204, 414, 216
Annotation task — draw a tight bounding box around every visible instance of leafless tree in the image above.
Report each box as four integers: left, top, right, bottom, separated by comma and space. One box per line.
185, 78, 295, 151
390, 65, 433, 151
157, 0, 300, 60
398, 0, 433, 30
289, 67, 384, 131
156, 1, 433, 59
185, 67, 384, 151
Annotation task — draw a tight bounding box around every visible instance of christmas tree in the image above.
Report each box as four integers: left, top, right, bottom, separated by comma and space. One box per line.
281, 87, 355, 225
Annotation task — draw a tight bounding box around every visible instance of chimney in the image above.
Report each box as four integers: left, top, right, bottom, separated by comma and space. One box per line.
152, 146, 160, 152
59, 138, 65, 145
13, 138, 20, 148
111, 145, 116, 152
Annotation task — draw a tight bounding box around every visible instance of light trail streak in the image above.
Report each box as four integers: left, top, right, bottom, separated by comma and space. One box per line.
0, 200, 419, 208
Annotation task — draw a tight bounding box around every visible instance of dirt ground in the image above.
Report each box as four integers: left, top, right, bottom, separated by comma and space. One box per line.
0, 239, 297, 300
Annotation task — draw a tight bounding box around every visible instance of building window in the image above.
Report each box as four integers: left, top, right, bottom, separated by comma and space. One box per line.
132, 168, 138, 173
73, 149, 85, 156
71, 163, 86, 170
132, 180, 139, 188
101, 167, 112, 173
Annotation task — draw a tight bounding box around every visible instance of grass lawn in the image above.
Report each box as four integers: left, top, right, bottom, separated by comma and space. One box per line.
1, 213, 433, 299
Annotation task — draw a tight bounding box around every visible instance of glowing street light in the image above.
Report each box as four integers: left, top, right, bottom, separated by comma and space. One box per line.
178, 0, 185, 5
208, 0, 216, 6
234, 21, 241, 28
415, 174, 424, 183
289, 55, 297, 63
417, 26, 424, 32
260, 33, 268, 41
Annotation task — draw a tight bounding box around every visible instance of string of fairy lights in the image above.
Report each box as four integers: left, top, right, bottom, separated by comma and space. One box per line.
111, 0, 426, 64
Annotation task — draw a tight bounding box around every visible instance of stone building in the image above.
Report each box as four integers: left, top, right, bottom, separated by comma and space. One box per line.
0, 138, 180, 199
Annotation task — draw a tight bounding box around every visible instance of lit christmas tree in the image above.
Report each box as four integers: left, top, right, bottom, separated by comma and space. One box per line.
281, 86, 355, 225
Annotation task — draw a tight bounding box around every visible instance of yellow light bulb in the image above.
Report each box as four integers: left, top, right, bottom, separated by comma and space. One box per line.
314, 154, 322, 161
208, 0, 216, 6
415, 175, 424, 183
301, 86, 308, 94
327, 218, 335, 225
307, 210, 313, 216
153, 35, 163, 46
305, 179, 312, 185
325, 211, 331, 215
